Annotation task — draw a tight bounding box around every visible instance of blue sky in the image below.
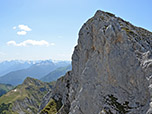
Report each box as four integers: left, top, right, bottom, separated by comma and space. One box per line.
0, 0, 152, 61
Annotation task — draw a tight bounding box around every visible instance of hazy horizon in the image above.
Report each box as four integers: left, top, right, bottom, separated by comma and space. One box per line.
0, 58, 71, 63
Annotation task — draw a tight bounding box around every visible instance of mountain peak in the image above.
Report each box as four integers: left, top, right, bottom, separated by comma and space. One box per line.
94, 10, 103, 16
41, 10, 152, 114
94, 10, 115, 17
23, 77, 42, 86
0, 77, 52, 114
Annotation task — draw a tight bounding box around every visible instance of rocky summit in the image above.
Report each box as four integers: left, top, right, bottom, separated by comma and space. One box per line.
40, 10, 152, 114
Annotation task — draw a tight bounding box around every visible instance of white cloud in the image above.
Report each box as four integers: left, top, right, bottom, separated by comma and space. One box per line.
7, 40, 52, 47
13, 26, 16, 30
18, 25, 32, 31
7, 41, 16, 46
13, 24, 31, 36
17, 31, 27, 35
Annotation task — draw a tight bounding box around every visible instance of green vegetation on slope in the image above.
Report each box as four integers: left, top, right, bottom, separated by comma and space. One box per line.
0, 77, 53, 114
40, 98, 62, 114
0, 83, 14, 97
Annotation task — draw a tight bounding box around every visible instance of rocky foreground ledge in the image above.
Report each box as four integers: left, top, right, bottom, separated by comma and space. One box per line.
39, 10, 152, 114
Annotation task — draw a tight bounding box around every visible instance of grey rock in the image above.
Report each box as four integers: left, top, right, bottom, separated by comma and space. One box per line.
43, 10, 152, 114
38, 90, 52, 113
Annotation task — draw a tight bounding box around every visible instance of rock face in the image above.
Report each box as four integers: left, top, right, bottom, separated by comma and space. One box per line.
42, 10, 152, 114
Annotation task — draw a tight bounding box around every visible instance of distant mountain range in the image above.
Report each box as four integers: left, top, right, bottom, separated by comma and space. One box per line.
0, 60, 36, 77
0, 60, 71, 77
40, 65, 72, 82
0, 60, 71, 85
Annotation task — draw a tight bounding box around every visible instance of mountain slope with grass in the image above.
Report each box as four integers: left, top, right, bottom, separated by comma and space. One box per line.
0, 77, 54, 114
0, 84, 14, 97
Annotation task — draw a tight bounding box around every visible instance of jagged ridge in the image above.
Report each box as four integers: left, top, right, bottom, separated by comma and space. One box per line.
0, 77, 54, 114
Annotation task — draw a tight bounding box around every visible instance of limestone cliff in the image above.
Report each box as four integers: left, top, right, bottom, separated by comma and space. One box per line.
40, 10, 152, 114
